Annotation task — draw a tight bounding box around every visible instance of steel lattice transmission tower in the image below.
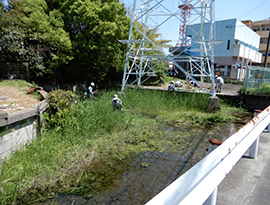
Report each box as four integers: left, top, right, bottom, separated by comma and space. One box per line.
120, 0, 216, 97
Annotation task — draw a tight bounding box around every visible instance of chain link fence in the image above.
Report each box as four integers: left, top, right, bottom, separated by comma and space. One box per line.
241, 66, 270, 95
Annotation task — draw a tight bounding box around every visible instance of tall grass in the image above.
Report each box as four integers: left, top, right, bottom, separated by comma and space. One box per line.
0, 88, 247, 204
0, 79, 30, 88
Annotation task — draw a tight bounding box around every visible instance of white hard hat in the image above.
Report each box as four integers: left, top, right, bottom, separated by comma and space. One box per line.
114, 94, 118, 98
171, 81, 175, 84
215, 75, 218, 78
91, 82, 95, 86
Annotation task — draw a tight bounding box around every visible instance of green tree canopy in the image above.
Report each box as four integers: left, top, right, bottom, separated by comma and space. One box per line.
0, 0, 72, 79
0, 0, 170, 84
62, 0, 130, 83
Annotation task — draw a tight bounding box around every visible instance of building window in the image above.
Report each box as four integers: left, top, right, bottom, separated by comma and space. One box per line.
253, 28, 260, 32
227, 40, 230, 50
261, 38, 268, 44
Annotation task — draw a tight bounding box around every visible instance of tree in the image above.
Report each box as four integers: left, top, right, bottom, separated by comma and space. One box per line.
134, 22, 171, 50
0, 0, 72, 80
57, 0, 130, 83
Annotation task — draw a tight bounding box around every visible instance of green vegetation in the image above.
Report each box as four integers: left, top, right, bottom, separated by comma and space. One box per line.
0, 88, 248, 204
0, 0, 72, 78
0, 0, 172, 85
224, 79, 243, 85
0, 79, 30, 88
243, 83, 270, 95
0, 0, 129, 83
43, 89, 76, 128
0, 79, 42, 101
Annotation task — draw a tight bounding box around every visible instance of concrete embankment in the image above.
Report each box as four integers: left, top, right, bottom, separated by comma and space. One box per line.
0, 90, 47, 172
142, 82, 270, 111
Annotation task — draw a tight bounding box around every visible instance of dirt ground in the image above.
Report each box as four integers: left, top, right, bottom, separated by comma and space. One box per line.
142, 81, 242, 96
0, 86, 41, 113
0, 80, 241, 114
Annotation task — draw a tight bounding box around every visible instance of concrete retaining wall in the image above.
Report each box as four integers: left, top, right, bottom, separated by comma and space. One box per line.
0, 100, 47, 171
0, 118, 36, 160
244, 94, 270, 111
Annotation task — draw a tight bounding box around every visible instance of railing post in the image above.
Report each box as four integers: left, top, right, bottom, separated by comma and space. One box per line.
267, 124, 270, 133
253, 109, 262, 117
203, 188, 218, 205
207, 138, 223, 154
204, 139, 223, 205
249, 110, 262, 159
249, 136, 260, 159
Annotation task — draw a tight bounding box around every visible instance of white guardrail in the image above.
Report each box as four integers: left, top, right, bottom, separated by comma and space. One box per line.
146, 105, 270, 205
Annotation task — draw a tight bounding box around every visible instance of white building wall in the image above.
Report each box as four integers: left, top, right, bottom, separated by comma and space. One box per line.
214, 19, 236, 57
234, 20, 260, 51
187, 18, 262, 65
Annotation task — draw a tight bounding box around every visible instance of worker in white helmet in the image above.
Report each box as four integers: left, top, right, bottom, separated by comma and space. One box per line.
215, 75, 224, 93
88, 82, 95, 96
189, 79, 197, 87
111, 94, 122, 110
168, 81, 176, 92
175, 80, 182, 87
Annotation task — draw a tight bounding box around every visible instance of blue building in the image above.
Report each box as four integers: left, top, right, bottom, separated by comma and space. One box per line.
186, 18, 262, 80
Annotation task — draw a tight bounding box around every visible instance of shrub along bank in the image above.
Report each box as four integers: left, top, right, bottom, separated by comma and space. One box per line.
0, 88, 248, 204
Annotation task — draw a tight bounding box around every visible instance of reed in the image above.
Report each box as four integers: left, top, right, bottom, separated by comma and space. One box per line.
0, 88, 247, 204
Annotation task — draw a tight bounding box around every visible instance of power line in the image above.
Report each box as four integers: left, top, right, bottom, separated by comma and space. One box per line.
239, 0, 269, 20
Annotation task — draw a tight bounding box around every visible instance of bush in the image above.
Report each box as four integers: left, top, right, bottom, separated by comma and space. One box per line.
244, 83, 270, 95
224, 79, 243, 85
44, 89, 76, 128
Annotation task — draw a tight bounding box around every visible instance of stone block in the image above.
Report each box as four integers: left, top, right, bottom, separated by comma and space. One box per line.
209, 97, 221, 112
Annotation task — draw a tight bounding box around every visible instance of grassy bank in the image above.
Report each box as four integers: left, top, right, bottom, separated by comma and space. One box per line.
0, 88, 248, 204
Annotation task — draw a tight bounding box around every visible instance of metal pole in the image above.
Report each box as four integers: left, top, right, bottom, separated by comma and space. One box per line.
210, 0, 216, 97
121, 0, 137, 92
264, 29, 270, 67
249, 137, 259, 159
203, 188, 217, 205
204, 138, 222, 205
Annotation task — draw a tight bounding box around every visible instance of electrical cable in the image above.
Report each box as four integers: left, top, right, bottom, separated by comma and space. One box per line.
239, 0, 269, 20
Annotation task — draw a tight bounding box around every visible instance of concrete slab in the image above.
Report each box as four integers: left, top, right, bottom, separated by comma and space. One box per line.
209, 97, 221, 111
217, 131, 270, 205
0, 111, 8, 119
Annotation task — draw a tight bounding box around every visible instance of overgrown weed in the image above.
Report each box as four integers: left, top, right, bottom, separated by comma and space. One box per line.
0, 88, 248, 204
0, 79, 30, 88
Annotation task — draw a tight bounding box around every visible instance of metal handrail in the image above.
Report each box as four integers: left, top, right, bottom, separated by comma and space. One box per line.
146, 106, 270, 205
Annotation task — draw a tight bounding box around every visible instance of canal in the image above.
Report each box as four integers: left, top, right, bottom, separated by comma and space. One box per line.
44, 112, 252, 205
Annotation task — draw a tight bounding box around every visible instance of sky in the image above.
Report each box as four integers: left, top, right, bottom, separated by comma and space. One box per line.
3, 0, 269, 46
120, 0, 270, 46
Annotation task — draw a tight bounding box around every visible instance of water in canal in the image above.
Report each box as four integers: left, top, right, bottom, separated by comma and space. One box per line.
45, 112, 252, 205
